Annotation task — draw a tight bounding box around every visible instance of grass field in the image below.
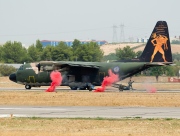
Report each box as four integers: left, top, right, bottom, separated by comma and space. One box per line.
0, 91, 180, 107
0, 118, 180, 136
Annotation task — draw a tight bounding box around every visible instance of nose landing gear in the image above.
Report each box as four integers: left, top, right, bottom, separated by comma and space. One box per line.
25, 85, 31, 89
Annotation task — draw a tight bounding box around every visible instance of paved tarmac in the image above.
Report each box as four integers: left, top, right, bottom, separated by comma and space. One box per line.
0, 106, 180, 119
0, 88, 180, 92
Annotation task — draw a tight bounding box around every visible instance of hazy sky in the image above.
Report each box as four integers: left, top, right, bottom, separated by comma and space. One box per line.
0, 0, 180, 45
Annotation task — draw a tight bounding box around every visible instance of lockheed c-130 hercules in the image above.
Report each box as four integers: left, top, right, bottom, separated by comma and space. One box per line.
9, 21, 173, 91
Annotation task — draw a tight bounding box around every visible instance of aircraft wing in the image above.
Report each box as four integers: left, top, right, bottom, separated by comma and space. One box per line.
37, 61, 100, 71
54, 61, 100, 68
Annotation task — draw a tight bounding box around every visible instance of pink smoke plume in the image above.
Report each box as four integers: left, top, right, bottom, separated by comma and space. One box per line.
45, 71, 62, 92
94, 69, 119, 92
146, 85, 157, 93
143, 83, 157, 93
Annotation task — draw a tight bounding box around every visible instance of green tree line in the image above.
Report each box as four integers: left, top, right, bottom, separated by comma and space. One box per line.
0, 39, 104, 63
171, 40, 180, 44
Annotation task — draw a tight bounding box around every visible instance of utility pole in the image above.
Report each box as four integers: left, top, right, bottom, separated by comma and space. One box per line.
120, 24, 125, 43
112, 25, 118, 44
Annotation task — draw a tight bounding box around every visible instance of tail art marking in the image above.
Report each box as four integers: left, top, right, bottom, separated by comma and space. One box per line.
139, 21, 172, 62
150, 33, 168, 62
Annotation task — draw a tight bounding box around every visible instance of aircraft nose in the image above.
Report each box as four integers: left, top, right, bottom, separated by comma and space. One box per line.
9, 73, 16, 82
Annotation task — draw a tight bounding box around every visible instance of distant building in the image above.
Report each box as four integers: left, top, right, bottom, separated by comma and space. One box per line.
40, 40, 108, 47
170, 36, 180, 43
137, 38, 149, 43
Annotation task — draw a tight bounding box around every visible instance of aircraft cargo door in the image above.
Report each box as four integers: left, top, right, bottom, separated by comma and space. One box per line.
99, 72, 105, 83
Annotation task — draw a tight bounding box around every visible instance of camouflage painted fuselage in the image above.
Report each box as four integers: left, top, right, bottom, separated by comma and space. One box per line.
13, 61, 148, 87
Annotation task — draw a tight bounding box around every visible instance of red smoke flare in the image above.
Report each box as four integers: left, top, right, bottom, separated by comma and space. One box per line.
45, 71, 62, 92
144, 84, 157, 93
94, 69, 119, 92
147, 86, 157, 93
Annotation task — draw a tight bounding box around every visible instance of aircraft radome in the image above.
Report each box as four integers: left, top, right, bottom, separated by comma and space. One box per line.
9, 21, 173, 91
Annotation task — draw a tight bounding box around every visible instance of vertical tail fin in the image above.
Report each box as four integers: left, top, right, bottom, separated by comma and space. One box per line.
139, 21, 172, 62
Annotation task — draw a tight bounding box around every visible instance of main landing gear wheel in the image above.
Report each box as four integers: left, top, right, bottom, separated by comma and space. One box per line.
70, 87, 78, 90
25, 85, 31, 89
118, 84, 123, 91
87, 86, 92, 91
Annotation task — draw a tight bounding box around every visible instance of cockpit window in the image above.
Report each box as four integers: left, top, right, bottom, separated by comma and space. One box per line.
18, 65, 24, 70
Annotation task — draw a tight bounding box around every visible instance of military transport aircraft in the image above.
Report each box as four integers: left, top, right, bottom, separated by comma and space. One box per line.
9, 21, 173, 91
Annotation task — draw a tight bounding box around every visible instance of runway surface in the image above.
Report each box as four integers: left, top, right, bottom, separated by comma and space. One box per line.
0, 106, 180, 119
1, 88, 180, 92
